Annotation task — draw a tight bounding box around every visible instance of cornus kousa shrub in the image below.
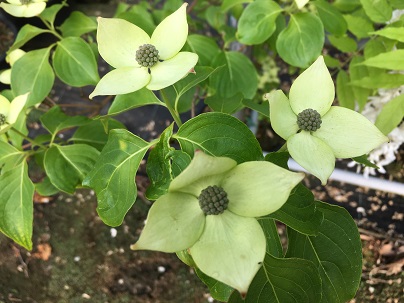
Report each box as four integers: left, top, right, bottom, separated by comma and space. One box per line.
0, 0, 396, 302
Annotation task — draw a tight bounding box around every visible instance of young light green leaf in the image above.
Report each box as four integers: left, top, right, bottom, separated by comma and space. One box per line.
205, 93, 244, 114
53, 37, 100, 87
344, 14, 374, 39
117, 5, 155, 36
9, 24, 49, 52
328, 35, 357, 52
336, 69, 355, 109
375, 94, 404, 135
350, 73, 404, 89
359, 50, 404, 70
228, 254, 322, 303
370, 27, 404, 42
175, 112, 263, 163
351, 155, 379, 169
221, 0, 253, 12
0, 141, 25, 172
276, 13, 324, 68
39, 2, 67, 25
349, 56, 372, 110
0, 162, 34, 250
286, 202, 362, 303
44, 144, 100, 194
40, 106, 90, 136
210, 51, 258, 99
59, 11, 97, 37
107, 89, 164, 116
237, 0, 283, 45
314, 0, 347, 36
11, 47, 54, 107
35, 176, 59, 197
185, 35, 221, 66
82, 129, 152, 226
360, 0, 392, 23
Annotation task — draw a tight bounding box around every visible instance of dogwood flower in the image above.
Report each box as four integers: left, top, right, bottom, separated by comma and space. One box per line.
0, 49, 26, 85
266, 56, 388, 185
131, 151, 304, 295
0, 0, 47, 18
0, 93, 28, 134
89, 3, 198, 99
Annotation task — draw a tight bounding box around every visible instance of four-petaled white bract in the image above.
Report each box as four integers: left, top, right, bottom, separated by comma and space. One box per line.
0, 93, 29, 134
0, 0, 47, 18
131, 151, 304, 295
89, 3, 198, 99
267, 56, 388, 185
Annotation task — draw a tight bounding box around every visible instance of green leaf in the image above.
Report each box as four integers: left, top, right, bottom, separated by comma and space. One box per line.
237, 0, 283, 45
116, 6, 156, 37
39, 2, 67, 25
359, 49, 404, 70
185, 35, 221, 66
175, 112, 263, 163
375, 94, 404, 135
389, 0, 404, 9
35, 176, 59, 196
323, 54, 341, 68
350, 73, 404, 89
145, 124, 174, 200
108, 88, 163, 116
258, 217, 283, 257
9, 24, 49, 52
40, 106, 90, 136
349, 56, 372, 110
314, 0, 347, 36
173, 66, 218, 99
11, 47, 54, 107
205, 93, 244, 114
44, 144, 100, 194
228, 254, 322, 303
221, 0, 253, 12
242, 99, 270, 117
53, 37, 100, 87
264, 151, 289, 169
59, 11, 97, 37
351, 155, 379, 169
328, 34, 357, 52
336, 69, 355, 109
276, 13, 324, 68
82, 129, 151, 226
71, 119, 125, 151
333, 0, 361, 12
170, 150, 192, 177
196, 268, 234, 302
268, 184, 324, 236
0, 141, 25, 172
344, 14, 374, 39
371, 27, 404, 42
210, 51, 258, 99
360, 0, 392, 23
0, 162, 34, 250
286, 202, 362, 303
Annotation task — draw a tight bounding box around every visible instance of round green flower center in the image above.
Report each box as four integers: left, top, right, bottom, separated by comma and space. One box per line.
0, 114, 6, 126
135, 44, 159, 68
297, 108, 322, 132
198, 185, 229, 216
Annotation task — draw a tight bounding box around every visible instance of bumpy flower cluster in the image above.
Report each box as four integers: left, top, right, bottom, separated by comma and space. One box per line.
297, 108, 322, 131
135, 44, 159, 68
198, 185, 229, 215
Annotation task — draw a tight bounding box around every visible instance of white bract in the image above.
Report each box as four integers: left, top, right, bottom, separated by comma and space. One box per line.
267, 56, 388, 185
0, 93, 28, 134
131, 151, 304, 295
0, 0, 47, 18
89, 3, 198, 99
0, 49, 26, 85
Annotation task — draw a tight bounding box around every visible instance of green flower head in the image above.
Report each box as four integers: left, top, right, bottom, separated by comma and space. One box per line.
0, 93, 28, 134
0, 0, 47, 18
131, 151, 304, 295
266, 56, 388, 185
89, 3, 198, 99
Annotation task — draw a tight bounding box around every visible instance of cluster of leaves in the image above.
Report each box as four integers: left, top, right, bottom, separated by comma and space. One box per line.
0, 0, 400, 302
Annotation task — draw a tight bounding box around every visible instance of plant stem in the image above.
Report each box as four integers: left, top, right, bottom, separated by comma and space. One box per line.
10, 127, 47, 149
160, 90, 183, 127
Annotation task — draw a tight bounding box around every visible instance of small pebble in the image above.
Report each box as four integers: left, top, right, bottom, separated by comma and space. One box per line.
74, 256, 80, 262
157, 266, 166, 273
110, 228, 117, 238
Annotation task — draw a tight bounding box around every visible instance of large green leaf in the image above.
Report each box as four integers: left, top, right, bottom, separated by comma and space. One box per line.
0, 162, 34, 250
11, 47, 55, 107
328, 35, 357, 52
349, 56, 371, 110
276, 13, 324, 68
375, 94, 404, 135
53, 37, 100, 87
228, 253, 322, 302
82, 129, 152, 226
359, 49, 404, 70
210, 51, 258, 99
175, 112, 263, 163
221, 0, 253, 12
360, 0, 392, 23
343, 14, 374, 39
185, 35, 221, 66
350, 73, 404, 89
205, 93, 244, 114
59, 11, 97, 37
39, 2, 67, 25
108, 88, 163, 116
0, 141, 25, 172
371, 27, 404, 43
173, 66, 218, 99
44, 144, 100, 194
286, 202, 362, 303
314, 0, 347, 36
336, 69, 355, 109
9, 24, 49, 52
237, 0, 283, 45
